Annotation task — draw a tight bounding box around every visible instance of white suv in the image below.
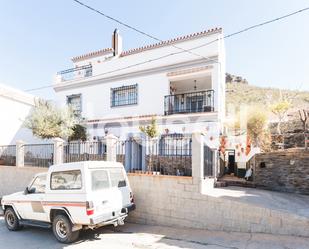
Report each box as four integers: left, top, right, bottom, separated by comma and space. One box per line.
1, 161, 135, 243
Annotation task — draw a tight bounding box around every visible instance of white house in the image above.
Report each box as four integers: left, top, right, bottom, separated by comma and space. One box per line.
0, 84, 44, 145
53, 28, 226, 146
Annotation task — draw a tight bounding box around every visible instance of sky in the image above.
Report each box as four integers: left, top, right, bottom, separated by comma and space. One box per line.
0, 0, 309, 99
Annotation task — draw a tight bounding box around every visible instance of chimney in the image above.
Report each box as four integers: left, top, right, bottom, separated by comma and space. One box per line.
112, 29, 122, 56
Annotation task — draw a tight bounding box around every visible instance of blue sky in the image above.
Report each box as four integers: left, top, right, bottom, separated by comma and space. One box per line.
0, 0, 309, 99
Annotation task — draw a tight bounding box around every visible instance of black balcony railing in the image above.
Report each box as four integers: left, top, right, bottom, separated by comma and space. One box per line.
164, 90, 214, 115
57, 65, 92, 82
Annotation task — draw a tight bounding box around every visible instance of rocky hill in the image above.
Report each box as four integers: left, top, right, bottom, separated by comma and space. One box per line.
226, 73, 248, 85
226, 76, 309, 114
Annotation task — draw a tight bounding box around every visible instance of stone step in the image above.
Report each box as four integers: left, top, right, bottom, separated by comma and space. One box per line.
215, 179, 256, 188
214, 181, 227, 188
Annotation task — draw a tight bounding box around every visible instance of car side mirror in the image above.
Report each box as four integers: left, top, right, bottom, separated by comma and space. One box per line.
24, 187, 29, 195
24, 187, 35, 195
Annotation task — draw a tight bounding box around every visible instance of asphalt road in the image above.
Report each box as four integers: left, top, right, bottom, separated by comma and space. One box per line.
0, 217, 309, 249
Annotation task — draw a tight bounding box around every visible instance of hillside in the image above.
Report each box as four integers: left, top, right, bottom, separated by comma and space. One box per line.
226, 82, 309, 114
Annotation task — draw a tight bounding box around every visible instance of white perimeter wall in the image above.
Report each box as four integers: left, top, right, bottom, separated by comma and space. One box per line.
0, 96, 47, 145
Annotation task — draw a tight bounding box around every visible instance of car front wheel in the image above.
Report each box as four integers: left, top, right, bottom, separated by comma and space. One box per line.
52, 214, 79, 243
4, 207, 22, 231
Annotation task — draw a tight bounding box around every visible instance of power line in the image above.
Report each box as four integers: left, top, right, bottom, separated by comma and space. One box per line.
25, 5, 309, 92
71, 0, 217, 63
190, 6, 309, 51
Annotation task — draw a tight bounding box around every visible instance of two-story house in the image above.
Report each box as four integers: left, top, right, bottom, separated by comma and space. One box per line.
53, 28, 225, 148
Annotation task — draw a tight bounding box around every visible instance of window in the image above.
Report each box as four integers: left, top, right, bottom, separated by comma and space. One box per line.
29, 175, 46, 194
67, 94, 82, 116
51, 170, 82, 190
111, 84, 138, 107
91, 170, 110, 191
109, 168, 127, 188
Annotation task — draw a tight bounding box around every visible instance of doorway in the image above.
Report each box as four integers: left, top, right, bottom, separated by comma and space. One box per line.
227, 150, 235, 174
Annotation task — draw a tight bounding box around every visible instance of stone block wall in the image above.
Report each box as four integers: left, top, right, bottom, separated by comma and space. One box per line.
145, 155, 192, 176
271, 133, 305, 150
127, 173, 309, 237
252, 150, 309, 195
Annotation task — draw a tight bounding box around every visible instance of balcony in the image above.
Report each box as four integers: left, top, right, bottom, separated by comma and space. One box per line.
56, 65, 92, 82
164, 90, 214, 115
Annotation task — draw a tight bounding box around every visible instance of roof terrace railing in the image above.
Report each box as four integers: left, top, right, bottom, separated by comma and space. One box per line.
57, 65, 92, 82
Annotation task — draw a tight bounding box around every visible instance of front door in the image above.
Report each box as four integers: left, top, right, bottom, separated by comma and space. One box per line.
228, 152, 235, 174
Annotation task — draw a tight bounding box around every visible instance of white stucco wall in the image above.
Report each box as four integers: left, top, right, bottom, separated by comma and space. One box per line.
56, 72, 170, 119
0, 85, 48, 145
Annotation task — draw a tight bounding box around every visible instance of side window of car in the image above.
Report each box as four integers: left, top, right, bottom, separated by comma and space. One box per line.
91, 170, 109, 191
109, 168, 127, 188
30, 175, 46, 194
51, 170, 82, 190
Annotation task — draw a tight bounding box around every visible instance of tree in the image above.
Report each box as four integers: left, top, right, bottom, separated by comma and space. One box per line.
68, 124, 88, 142
139, 117, 159, 172
247, 110, 270, 151
298, 109, 309, 150
139, 117, 159, 138
270, 100, 291, 135
24, 99, 77, 139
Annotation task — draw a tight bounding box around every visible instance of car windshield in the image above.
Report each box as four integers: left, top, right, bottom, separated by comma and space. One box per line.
30, 174, 47, 193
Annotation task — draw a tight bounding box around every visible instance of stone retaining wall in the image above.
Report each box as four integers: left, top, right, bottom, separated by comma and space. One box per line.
252, 150, 309, 195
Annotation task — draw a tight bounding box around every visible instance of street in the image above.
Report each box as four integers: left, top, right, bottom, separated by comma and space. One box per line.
0, 217, 309, 249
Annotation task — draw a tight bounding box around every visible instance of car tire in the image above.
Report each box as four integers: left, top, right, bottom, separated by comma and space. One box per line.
4, 207, 22, 231
52, 214, 80, 243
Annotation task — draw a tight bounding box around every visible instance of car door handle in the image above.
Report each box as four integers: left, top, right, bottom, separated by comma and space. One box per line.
102, 200, 108, 205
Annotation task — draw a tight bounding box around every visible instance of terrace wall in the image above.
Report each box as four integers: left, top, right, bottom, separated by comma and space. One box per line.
251, 150, 309, 195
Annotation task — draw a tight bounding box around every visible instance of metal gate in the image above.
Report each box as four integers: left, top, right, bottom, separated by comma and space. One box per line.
63, 141, 106, 163
204, 145, 214, 177
116, 138, 143, 171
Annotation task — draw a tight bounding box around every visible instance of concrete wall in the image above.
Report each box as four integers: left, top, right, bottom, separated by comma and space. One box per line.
0, 166, 47, 197
127, 173, 309, 237
252, 150, 309, 195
